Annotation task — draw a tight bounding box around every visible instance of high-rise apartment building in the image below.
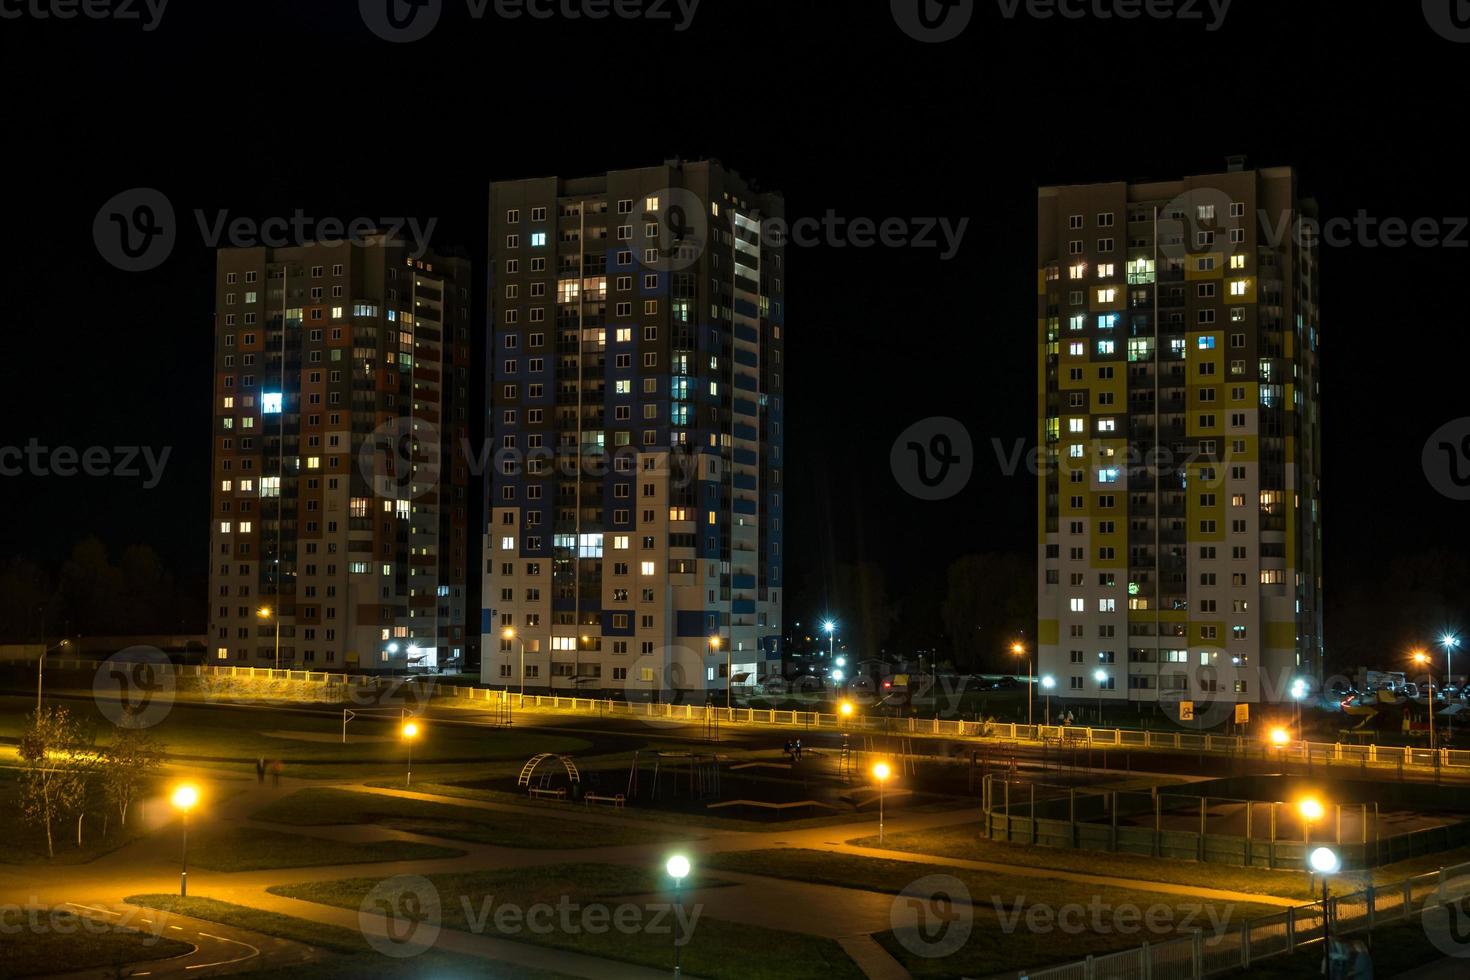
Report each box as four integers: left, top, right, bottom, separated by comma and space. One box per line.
1036, 161, 1322, 714
208, 235, 471, 672
481, 160, 785, 699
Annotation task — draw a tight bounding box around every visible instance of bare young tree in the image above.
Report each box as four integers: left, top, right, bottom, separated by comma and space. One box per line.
101, 725, 165, 834
19, 707, 94, 858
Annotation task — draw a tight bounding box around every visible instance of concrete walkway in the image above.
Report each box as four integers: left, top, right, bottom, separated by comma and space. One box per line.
0, 766, 1314, 980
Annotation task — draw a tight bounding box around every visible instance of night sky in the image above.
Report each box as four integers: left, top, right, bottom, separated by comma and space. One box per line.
2, 1, 1467, 651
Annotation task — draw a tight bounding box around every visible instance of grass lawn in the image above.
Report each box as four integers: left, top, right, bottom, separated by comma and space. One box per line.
377, 776, 973, 834
0, 693, 591, 780
1220, 898, 1470, 977
0, 906, 194, 978
0, 768, 163, 865
187, 825, 465, 871
252, 787, 686, 848
704, 848, 1282, 977
270, 863, 863, 980
123, 895, 574, 979
851, 822, 1320, 900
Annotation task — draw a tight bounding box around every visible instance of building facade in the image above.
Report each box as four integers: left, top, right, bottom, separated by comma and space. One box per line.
207, 236, 471, 673
482, 160, 785, 699
1036, 161, 1323, 715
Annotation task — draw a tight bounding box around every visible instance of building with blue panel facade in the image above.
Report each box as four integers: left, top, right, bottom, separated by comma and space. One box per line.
482, 161, 784, 700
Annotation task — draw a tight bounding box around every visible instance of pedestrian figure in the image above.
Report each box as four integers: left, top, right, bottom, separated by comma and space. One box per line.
255, 757, 266, 784
270, 758, 282, 788
794, 738, 803, 762
783, 739, 792, 761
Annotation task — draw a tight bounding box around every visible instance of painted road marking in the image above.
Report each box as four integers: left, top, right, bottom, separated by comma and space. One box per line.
188, 932, 260, 969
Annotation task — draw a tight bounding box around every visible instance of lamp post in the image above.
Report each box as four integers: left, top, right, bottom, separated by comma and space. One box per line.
257, 606, 281, 671
1308, 845, 1341, 973
873, 762, 891, 845
823, 620, 836, 662
666, 855, 690, 977
503, 627, 525, 698
1290, 677, 1307, 736
1443, 633, 1460, 742
1414, 650, 1436, 754
401, 721, 419, 786
1094, 668, 1108, 723
1013, 641, 1031, 727
839, 700, 854, 728
1041, 675, 1055, 726
35, 639, 71, 714
1299, 797, 1324, 886
171, 785, 199, 897
711, 634, 727, 709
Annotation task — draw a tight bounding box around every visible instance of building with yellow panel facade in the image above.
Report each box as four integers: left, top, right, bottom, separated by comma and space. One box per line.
1036, 159, 1322, 717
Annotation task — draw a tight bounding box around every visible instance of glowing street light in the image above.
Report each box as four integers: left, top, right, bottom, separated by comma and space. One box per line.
35, 638, 70, 713
839, 700, 854, 725
503, 627, 525, 697
872, 762, 892, 845
1270, 727, 1291, 747
1041, 675, 1056, 726
1093, 668, 1108, 722
823, 619, 836, 660
171, 784, 200, 896
1012, 640, 1033, 727
666, 855, 691, 976
1308, 845, 1341, 971
1443, 633, 1460, 741
401, 721, 420, 786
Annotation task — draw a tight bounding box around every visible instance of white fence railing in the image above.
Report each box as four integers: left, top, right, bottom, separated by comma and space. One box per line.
23, 657, 1470, 772
1019, 862, 1470, 979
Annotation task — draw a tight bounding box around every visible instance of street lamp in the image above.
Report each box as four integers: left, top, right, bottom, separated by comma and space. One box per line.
35, 638, 70, 714
1270, 726, 1291, 747
666, 855, 691, 977
1414, 649, 1436, 754
1012, 641, 1032, 727
171, 784, 199, 896
1299, 798, 1325, 886
503, 627, 525, 698
1290, 677, 1308, 735
1094, 668, 1108, 723
1443, 634, 1460, 741
823, 620, 836, 661
401, 721, 419, 787
257, 605, 281, 671
839, 700, 854, 725
872, 762, 892, 845
1308, 845, 1341, 972
1041, 675, 1056, 726
710, 634, 728, 709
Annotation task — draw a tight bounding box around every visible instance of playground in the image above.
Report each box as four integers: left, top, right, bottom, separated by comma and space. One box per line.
984, 771, 1470, 869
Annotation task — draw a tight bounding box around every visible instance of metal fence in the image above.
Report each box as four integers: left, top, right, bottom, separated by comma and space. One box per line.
31, 656, 1470, 773
1018, 862, 1470, 979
